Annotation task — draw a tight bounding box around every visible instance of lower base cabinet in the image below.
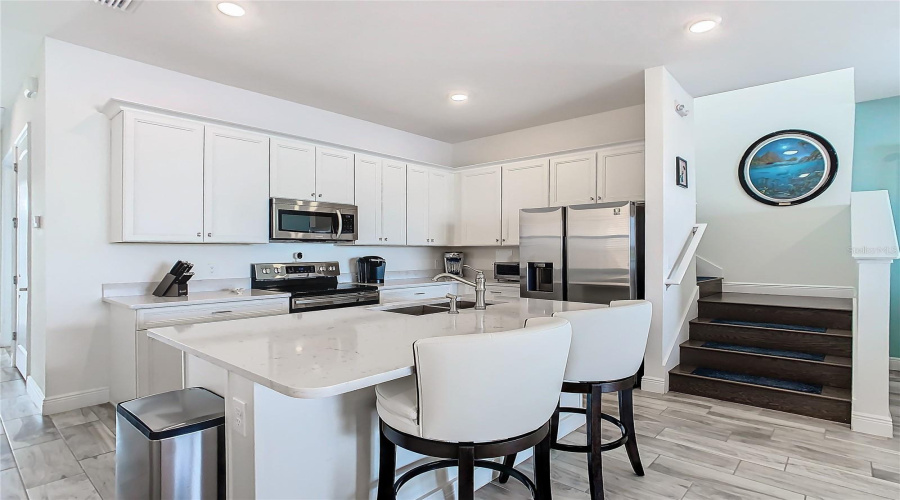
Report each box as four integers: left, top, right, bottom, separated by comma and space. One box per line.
108, 297, 289, 404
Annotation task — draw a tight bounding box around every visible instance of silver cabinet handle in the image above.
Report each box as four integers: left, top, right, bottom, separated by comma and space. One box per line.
590, 197, 595, 201
311, 192, 316, 197
197, 232, 202, 237
211, 310, 233, 315
496, 238, 499, 242
379, 237, 383, 241
384, 237, 388, 241
208, 232, 212, 237
18, 287, 27, 292
318, 194, 323, 197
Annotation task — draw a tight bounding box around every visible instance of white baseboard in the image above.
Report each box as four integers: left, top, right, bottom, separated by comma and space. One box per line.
26, 376, 44, 414
890, 357, 900, 371
722, 282, 855, 299
851, 411, 895, 438
641, 376, 667, 394
41, 386, 109, 415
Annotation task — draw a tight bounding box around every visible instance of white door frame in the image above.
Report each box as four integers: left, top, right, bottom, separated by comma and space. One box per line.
0, 148, 15, 350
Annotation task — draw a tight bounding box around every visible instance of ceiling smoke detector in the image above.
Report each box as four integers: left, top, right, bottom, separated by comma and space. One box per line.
93, 0, 138, 12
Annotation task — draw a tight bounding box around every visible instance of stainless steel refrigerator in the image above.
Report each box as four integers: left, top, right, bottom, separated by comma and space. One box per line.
519, 201, 644, 304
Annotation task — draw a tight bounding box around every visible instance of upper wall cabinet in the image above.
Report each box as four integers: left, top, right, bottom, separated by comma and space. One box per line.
355, 155, 407, 245
111, 110, 206, 243
597, 146, 644, 203
203, 126, 270, 243
407, 166, 454, 246
110, 110, 269, 244
270, 137, 316, 200
549, 152, 597, 206
316, 147, 355, 205
501, 159, 549, 245
459, 166, 502, 246
270, 140, 355, 205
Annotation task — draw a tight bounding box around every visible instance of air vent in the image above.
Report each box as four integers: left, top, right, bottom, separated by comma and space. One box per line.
94, 0, 138, 12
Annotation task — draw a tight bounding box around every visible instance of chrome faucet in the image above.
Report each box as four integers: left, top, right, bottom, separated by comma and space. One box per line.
432, 265, 487, 310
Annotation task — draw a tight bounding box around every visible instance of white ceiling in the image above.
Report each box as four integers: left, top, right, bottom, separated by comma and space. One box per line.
2, 1, 898, 143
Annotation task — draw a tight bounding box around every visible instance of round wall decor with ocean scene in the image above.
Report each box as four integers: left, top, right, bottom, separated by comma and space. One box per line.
738, 130, 838, 206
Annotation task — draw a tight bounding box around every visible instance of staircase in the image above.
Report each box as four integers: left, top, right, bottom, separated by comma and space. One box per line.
669, 279, 853, 423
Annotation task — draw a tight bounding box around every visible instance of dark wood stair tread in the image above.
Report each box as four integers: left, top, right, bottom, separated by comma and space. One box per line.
681, 340, 851, 367
669, 364, 851, 401
691, 317, 851, 338
698, 293, 852, 312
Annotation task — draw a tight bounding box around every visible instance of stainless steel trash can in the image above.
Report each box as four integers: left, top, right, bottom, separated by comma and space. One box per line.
116, 387, 225, 500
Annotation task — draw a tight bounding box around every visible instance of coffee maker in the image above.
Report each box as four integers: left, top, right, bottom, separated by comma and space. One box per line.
443, 252, 464, 276
357, 256, 386, 283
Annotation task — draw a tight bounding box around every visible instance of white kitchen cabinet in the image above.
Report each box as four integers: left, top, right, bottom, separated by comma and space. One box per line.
110, 110, 205, 243
316, 147, 355, 204
549, 151, 597, 206
407, 166, 454, 246
428, 170, 454, 245
501, 159, 549, 245
108, 296, 289, 404
381, 160, 408, 244
203, 126, 271, 243
460, 166, 502, 245
354, 156, 407, 245
598, 147, 645, 202
270, 137, 316, 200
406, 166, 430, 245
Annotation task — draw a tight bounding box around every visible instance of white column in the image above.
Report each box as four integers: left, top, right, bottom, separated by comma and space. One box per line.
851, 259, 894, 437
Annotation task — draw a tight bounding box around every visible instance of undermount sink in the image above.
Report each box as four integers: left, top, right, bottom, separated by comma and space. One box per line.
380, 301, 496, 316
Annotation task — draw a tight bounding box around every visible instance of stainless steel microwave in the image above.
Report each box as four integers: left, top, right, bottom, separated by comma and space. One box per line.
270, 198, 358, 242
494, 262, 520, 282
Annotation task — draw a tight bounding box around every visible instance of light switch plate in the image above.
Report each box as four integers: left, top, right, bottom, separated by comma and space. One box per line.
232, 398, 247, 437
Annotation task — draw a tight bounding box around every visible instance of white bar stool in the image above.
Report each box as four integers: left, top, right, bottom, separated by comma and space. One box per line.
499, 300, 653, 500
375, 317, 573, 500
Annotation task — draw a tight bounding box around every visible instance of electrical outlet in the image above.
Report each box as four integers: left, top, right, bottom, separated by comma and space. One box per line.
209, 264, 216, 275
232, 398, 247, 436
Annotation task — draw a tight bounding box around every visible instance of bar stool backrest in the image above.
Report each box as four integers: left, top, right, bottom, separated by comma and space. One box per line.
553, 300, 652, 383
412, 317, 572, 443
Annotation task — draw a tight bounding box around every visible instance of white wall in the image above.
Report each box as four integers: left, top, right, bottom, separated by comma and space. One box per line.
34, 39, 452, 404
451, 105, 644, 167
642, 67, 697, 393
695, 69, 856, 289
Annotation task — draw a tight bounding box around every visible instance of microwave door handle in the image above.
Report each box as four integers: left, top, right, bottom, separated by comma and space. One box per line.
335, 209, 343, 238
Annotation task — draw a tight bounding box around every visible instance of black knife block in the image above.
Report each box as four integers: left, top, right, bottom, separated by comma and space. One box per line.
152, 273, 192, 297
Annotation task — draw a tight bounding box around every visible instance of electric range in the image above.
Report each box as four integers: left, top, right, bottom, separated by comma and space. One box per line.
251, 261, 380, 313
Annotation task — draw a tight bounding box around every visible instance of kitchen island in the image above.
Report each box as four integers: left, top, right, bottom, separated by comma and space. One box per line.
148, 297, 603, 499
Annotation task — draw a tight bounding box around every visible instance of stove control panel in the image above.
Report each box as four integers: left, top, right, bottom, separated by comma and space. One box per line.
252, 261, 341, 280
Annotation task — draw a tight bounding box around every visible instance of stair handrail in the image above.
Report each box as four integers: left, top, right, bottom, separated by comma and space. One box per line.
665, 223, 707, 288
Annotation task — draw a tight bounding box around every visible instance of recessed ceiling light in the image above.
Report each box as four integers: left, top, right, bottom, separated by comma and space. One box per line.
688, 18, 719, 34
450, 93, 468, 102
217, 2, 245, 17
784, 150, 799, 155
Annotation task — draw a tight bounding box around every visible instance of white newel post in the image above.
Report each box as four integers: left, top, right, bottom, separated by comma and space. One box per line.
850, 191, 898, 437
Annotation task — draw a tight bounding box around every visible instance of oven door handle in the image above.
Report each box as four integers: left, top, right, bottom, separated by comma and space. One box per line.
335, 209, 343, 239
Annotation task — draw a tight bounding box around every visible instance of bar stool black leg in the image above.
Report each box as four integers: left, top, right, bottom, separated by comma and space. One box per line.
534, 428, 553, 500
586, 384, 605, 500
377, 424, 397, 500
458, 445, 475, 500
618, 388, 644, 476
498, 454, 515, 483
549, 403, 560, 448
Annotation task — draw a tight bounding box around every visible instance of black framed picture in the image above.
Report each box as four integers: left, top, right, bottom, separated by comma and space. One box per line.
738, 129, 838, 206
676, 157, 688, 188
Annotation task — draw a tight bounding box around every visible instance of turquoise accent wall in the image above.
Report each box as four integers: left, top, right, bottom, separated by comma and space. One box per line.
853, 96, 900, 356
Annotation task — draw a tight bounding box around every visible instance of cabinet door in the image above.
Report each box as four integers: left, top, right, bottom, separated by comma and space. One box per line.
501, 159, 549, 245
203, 126, 270, 243
406, 166, 430, 245
121, 112, 205, 242
428, 170, 454, 245
598, 149, 645, 202
459, 166, 502, 246
316, 147, 355, 204
270, 138, 316, 200
381, 161, 407, 245
354, 155, 381, 245
550, 152, 597, 206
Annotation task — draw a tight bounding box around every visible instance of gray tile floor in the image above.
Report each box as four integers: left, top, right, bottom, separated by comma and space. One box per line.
1, 345, 898, 499
0, 348, 115, 500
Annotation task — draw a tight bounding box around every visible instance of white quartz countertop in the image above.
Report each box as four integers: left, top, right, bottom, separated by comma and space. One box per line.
103, 289, 291, 310
147, 298, 603, 399
351, 277, 520, 289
